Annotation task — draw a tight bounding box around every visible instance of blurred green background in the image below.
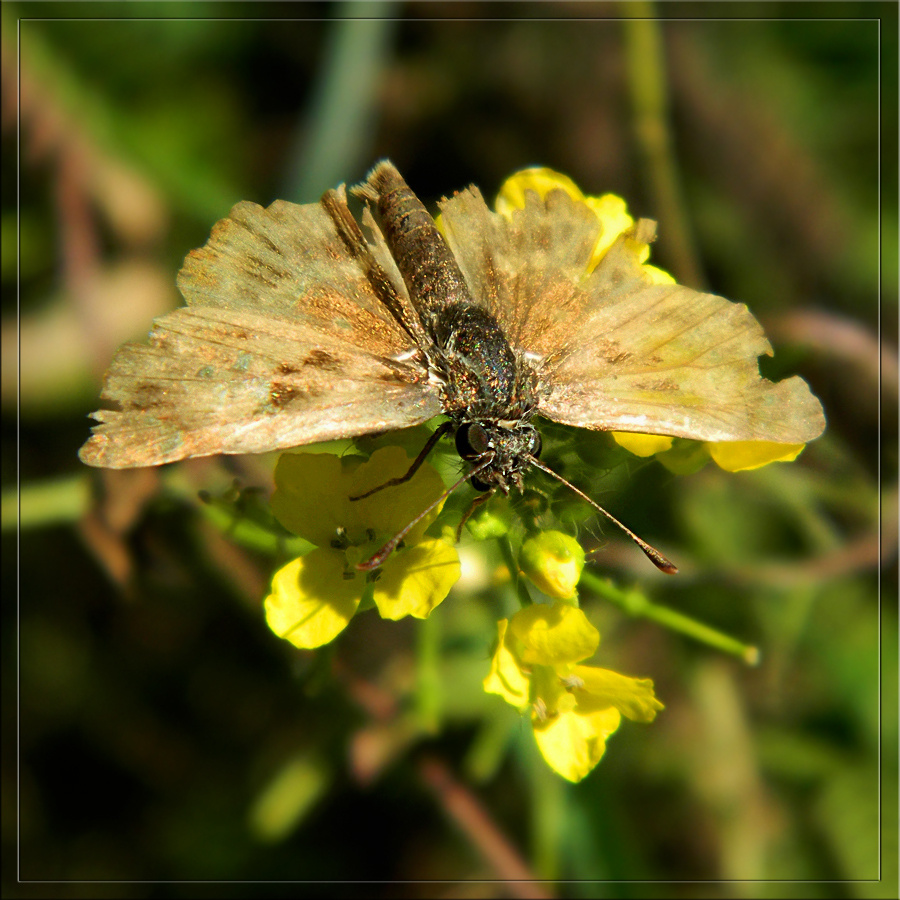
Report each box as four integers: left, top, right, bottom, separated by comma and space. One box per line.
4, 2, 897, 896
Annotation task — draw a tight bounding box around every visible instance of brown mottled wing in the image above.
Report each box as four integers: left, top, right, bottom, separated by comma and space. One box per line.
80, 196, 441, 468
439, 186, 825, 444
438, 185, 604, 357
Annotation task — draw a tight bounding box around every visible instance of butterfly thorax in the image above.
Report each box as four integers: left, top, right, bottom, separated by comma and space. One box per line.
428, 302, 537, 419
427, 302, 541, 493
419, 301, 537, 492
364, 163, 536, 417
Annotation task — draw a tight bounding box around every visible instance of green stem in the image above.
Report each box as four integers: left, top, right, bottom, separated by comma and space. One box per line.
415, 604, 441, 734
283, 4, 397, 201
4, 476, 90, 531
498, 536, 533, 608
622, 5, 704, 288
581, 570, 760, 664
463, 710, 517, 783
530, 747, 565, 881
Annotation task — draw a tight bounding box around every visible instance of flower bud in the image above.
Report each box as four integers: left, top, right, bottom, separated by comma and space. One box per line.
519, 531, 585, 601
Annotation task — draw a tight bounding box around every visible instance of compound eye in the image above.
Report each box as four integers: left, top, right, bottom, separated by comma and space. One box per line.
456, 423, 490, 460
528, 431, 542, 459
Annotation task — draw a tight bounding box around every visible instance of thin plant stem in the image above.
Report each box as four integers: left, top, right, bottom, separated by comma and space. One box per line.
284, 4, 398, 201
529, 747, 565, 881
6, 476, 89, 530
415, 602, 441, 734
499, 535, 534, 608
622, 5, 705, 288
581, 570, 760, 664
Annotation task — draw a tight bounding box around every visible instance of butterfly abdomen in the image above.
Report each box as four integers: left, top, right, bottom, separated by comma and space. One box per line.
359, 162, 473, 323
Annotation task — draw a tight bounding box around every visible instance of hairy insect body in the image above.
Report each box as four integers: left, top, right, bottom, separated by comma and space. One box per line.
432, 304, 540, 492
365, 162, 540, 493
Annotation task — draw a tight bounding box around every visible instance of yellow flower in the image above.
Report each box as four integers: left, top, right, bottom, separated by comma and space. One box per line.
264, 447, 460, 649
612, 433, 807, 473
484, 603, 663, 782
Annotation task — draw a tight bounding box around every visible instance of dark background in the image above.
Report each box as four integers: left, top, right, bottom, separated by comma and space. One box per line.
4, 2, 897, 896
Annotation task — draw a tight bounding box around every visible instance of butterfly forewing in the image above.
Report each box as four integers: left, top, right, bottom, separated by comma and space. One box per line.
178, 197, 419, 345
437, 182, 824, 445
80, 193, 441, 468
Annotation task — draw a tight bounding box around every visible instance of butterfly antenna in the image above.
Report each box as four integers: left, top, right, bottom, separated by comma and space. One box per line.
355, 456, 496, 572
526, 455, 678, 575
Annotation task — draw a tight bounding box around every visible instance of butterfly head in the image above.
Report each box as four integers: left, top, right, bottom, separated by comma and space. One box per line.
455, 420, 542, 493
454, 419, 678, 575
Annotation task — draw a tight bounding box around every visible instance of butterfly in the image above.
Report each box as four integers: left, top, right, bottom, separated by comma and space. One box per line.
80, 161, 825, 571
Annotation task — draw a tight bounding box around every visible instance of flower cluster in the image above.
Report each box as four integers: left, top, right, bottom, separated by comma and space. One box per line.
264, 447, 460, 649
484, 601, 663, 782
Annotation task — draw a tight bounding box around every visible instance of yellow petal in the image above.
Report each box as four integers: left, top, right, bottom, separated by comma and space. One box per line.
572, 665, 664, 722
508, 602, 599, 667
533, 706, 621, 782
531, 664, 575, 719
611, 432, 675, 457
483, 618, 531, 709
706, 440, 806, 472
583, 194, 635, 269
599, 220, 675, 285
372, 538, 460, 620
642, 264, 676, 285
271, 447, 448, 550
271, 453, 361, 545
495, 167, 585, 215
349, 446, 448, 540
264, 551, 361, 649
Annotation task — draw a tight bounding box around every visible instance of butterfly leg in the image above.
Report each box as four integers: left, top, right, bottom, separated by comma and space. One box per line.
349, 421, 455, 500
455, 491, 493, 541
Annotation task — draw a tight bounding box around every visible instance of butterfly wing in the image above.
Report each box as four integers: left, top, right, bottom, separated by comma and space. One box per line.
80, 195, 441, 468
439, 185, 825, 444
438, 185, 603, 358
